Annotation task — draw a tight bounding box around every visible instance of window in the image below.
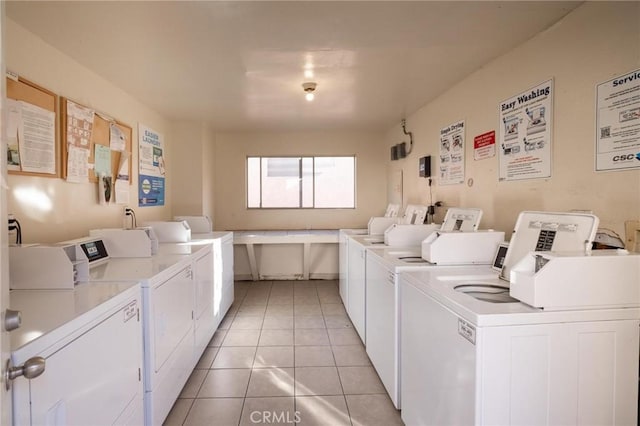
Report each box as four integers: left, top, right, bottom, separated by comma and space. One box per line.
247, 156, 355, 208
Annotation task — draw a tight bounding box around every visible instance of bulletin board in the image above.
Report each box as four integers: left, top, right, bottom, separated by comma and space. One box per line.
6, 76, 60, 177
60, 97, 132, 184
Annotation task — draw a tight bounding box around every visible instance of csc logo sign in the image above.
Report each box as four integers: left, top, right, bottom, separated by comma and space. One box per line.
612, 154, 637, 162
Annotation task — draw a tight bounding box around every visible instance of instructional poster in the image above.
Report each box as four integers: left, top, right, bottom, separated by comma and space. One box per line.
138, 124, 165, 207
498, 79, 553, 181
596, 68, 640, 171
439, 120, 465, 185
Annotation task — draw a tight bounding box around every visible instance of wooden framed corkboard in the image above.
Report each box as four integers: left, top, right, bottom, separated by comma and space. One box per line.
6, 76, 60, 177
60, 97, 132, 184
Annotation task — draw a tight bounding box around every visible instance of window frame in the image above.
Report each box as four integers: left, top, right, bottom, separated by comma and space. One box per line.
246, 155, 356, 209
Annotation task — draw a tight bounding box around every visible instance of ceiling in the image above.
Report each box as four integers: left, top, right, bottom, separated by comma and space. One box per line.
6, 1, 581, 132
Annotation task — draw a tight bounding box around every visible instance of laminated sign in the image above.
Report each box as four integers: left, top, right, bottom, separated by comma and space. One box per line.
138, 124, 165, 207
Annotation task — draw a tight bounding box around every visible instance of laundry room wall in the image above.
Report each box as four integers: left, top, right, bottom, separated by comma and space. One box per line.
169, 120, 216, 223
6, 19, 172, 244
386, 1, 640, 240
213, 131, 387, 231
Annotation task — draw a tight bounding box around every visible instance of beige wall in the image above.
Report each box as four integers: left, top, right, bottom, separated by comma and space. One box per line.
202, 126, 216, 223
214, 131, 387, 230
170, 121, 203, 216
386, 2, 640, 239
170, 121, 216, 222
6, 19, 172, 243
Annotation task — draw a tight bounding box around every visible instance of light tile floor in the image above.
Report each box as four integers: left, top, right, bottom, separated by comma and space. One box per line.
164, 280, 404, 426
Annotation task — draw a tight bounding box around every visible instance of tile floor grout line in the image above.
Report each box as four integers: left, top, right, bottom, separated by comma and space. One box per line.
237, 281, 253, 426
178, 397, 196, 426
167, 280, 402, 425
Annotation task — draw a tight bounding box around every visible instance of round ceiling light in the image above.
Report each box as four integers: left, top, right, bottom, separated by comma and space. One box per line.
302, 82, 317, 101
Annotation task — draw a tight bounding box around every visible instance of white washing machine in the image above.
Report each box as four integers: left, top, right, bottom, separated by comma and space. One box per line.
347, 225, 440, 343
10, 282, 144, 426
365, 230, 504, 409
400, 263, 640, 426
85, 246, 196, 426
346, 207, 483, 345
399, 211, 640, 425
341, 204, 430, 313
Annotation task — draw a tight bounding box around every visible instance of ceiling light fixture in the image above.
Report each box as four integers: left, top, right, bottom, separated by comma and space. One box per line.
302, 82, 317, 101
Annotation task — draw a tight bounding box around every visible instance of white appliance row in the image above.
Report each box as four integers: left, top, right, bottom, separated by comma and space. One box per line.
342, 208, 484, 345
399, 212, 640, 425
8, 224, 234, 425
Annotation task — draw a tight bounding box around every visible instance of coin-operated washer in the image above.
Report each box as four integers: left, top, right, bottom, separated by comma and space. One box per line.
346, 213, 441, 344
339, 203, 406, 306
8, 242, 144, 425
365, 207, 499, 408
399, 211, 640, 426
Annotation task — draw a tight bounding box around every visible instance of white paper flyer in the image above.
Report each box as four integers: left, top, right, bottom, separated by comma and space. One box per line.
439, 120, 465, 185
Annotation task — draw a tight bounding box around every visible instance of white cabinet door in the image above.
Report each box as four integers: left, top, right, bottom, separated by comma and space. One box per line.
346, 241, 366, 344
27, 297, 143, 425
194, 248, 215, 358
365, 255, 398, 407
400, 279, 475, 426
149, 266, 194, 374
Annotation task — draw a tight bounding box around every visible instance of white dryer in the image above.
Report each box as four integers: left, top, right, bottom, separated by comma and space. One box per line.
85, 246, 196, 426
10, 282, 144, 426
188, 231, 235, 340
156, 240, 216, 369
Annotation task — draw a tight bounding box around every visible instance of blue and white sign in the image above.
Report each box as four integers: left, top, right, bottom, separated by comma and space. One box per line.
596, 68, 640, 172
138, 124, 165, 207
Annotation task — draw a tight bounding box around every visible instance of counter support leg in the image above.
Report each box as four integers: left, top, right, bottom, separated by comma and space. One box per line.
303, 242, 311, 280
246, 243, 259, 281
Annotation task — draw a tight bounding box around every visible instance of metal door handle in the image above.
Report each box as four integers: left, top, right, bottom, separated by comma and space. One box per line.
4, 357, 46, 390
4, 309, 21, 332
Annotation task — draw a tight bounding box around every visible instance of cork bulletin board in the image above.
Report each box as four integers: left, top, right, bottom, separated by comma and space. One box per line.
6, 75, 60, 177
61, 97, 132, 184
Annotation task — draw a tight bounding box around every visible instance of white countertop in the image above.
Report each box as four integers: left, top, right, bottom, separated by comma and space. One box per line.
89, 253, 191, 284
234, 229, 339, 244
156, 241, 212, 255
